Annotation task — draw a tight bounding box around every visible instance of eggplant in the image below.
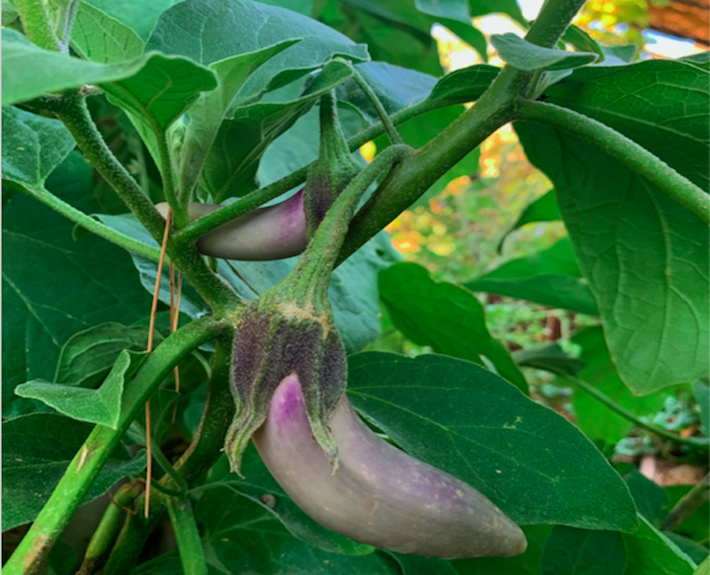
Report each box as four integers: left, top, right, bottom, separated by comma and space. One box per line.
156, 190, 306, 261
252, 373, 527, 559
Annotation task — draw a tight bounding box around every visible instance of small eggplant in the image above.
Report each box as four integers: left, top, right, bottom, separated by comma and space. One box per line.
252, 373, 527, 559
155, 190, 306, 261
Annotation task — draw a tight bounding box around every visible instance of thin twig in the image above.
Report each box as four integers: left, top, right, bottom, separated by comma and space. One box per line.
171, 270, 183, 424
660, 473, 710, 532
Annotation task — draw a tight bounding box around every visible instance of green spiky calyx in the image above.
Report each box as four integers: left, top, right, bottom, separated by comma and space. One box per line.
225, 270, 346, 474
304, 91, 362, 240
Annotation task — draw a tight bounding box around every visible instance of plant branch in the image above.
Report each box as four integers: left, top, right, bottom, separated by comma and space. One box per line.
156, 130, 189, 229
50, 94, 167, 242
660, 473, 710, 531
8, 181, 162, 261
14, 0, 59, 51
167, 499, 209, 575
102, 334, 235, 573
551, 368, 710, 451
515, 100, 710, 223
525, 0, 587, 48
3, 316, 228, 575
349, 65, 403, 145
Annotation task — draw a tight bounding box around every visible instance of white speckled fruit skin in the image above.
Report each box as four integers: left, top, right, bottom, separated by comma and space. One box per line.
156, 191, 306, 261
252, 373, 527, 559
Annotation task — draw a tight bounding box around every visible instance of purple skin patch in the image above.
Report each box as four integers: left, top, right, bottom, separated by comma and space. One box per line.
252, 374, 528, 559
156, 190, 307, 261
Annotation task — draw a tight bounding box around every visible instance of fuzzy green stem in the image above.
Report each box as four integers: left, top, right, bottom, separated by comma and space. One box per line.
149, 438, 189, 496
288, 144, 412, 306
551, 369, 710, 451
167, 499, 209, 575
77, 480, 145, 575
102, 334, 235, 574
3, 316, 228, 575
525, 0, 586, 48
350, 66, 403, 145
58, 0, 80, 53
14, 0, 59, 51
156, 129, 189, 229
51, 94, 166, 242
10, 181, 162, 261
660, 473, 710, 531
515, 100, 710, 223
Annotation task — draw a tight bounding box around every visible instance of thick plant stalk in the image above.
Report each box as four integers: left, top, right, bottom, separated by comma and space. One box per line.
3, 317, 228, 575
515, 100, 710, 224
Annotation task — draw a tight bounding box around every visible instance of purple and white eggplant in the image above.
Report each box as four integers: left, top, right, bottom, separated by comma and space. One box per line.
155, 190, 307, 261
253, 373, 528, 559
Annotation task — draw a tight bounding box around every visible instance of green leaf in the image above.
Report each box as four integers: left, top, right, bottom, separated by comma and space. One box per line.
15, 350, 133, 428
85, 0, 177, 41
1, 106, 76, 187
696, 558, 709, 575
501, 189, 560, 247
196, 488, 399, 574
622, 469, 669, 526
202, 448, 375, 556
465, 237, 599, 315
101, 53, 217, 161
2, 172, 152, 417
546, 58, 710, 190
336, 61, 437, 124
665, 532, 710, 566
426, 63, 500, 108
540, 526, 626, 575
451, 524, 551, 575
490, 33, 598, 71
54, 322, 153, 387
146, 0, 368, 101
513, 344, 585, 377
570, 327, 668, 443
2, 28, 146, 106
379, 262, 528, 392
601, 44, 638, 64
623, 515, 696, 574
71, 2, 144, 63
386, 552, 457, 574
178, 39, 300, 198
201, 59, 351, 200
2, 0, 19, 26
560, 25, 605, 62
666, 484, 710, 544
515, 121, 709, 394
415, 0, 470, 23
1, 413, 147, 530
347, 352, 638, 531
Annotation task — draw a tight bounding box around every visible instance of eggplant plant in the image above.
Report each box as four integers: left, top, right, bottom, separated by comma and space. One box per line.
2, 0, 708, 574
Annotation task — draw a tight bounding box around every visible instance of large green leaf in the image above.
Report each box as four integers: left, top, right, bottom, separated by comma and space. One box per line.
426, 63, 500, 108
71, 2, 144, 63
540, 526, 626, 575
2, 165, 152, 417
201, 449, 374, 556
347, 352, 638, 531
178, 39, 300, 198
623, 515, 696, 574
415, 0, 470, 23
146, 0, 368, 101
501, 189, 560, 247
490, 33, 598, 72
15, 350, 133, 428
1, 106, 76, 187
196, 488, 399, 574
201, 59, 352, 200
465, 237, 599, 315
2, 29, 147, 106
2, 413, 146, 530
379, 262, 527, 392
546, 57, 710, 191
570, 327, 668, 444
516, 121, 709, 394
85, 0, 178, 40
